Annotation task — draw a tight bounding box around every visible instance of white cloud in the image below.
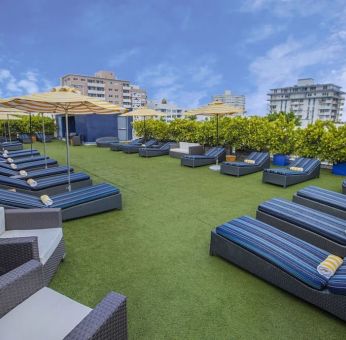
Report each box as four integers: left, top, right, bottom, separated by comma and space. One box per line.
108, 48, 140, 67
136, 58, 222, 108
244, 24, 285, 44
0, 68, 52, 98
246, 35, 345, 115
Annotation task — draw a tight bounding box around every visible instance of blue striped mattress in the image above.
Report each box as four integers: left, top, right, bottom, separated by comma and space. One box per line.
265, 158, 320, 175
0, 183, 120, 209
0, 173, 89, 191
0, 159, 58, 170
328, 262, 346, 294
258, 198, 346, 245
17, 166, 73, 179
0, 150, 39, 159
223, 152, 269, 167
297, 186, 346, 211
1, 141, 22, 147
216, 216, 330, 290
0, 156, 47, 167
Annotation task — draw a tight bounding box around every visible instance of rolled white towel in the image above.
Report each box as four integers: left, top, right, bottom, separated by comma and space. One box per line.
244, 159, 255, 164
10, 163, 17, 170
7, 158, 14, 164
26, 178, 38, 187
40, 195, 53, 207
317, 255, 343, 279
19, 170, 28, 177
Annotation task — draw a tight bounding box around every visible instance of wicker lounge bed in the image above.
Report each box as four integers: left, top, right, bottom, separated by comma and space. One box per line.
96, 136, 119, 147
0, 149, 40, 159
8, 166, 73, 179
35, 132, 53, 142
220, 152, 270, 177
181, 147, 226, 168
0, 183, 122, 221
0, 158, 58, 171
110, 138, 144, 151
256, 198, 346, 257
18, 133, 32, 144
0, 173, 92, 196
262, 157, 320, 188
138, 142, 174, 157
0, 260, 127, 339
0, 141, 23, 151
122, 139, 157, 154
293, 186, 346, 219
343, 180, 346, 194
210, 215, 346, 321
0, 208, 64, 285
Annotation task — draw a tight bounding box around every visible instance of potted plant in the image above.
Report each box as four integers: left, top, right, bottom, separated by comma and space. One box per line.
322, 124, 346, 175
268, 115, 296, 165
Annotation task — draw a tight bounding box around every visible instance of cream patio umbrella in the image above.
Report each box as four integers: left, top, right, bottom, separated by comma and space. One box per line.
0, 107, 27, 142
120, 106, 165, 142
0, 86, 125, 190
185, 101, 242, 170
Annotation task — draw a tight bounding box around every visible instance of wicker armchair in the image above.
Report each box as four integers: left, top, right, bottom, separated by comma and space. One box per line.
0, 208, 65, 285
0, 260, 128, 339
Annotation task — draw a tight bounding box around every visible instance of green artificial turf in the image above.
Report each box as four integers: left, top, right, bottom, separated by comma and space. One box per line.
34, 141, 346, 339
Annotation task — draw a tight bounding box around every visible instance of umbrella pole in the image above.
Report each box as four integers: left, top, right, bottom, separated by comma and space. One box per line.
7, 114, 11, 142
64, 111, 71, 191
143, 116, 146, 143
41, 113, 48, 169
29, 113, 33, 156
216, 114, 219, 165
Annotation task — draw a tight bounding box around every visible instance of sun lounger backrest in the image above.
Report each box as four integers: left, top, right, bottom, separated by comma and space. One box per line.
216, 216, 329, 290
248, 152, 269, 165
290, 158, 320, 173
0, 188, 43, 208
205, 147, 224, 158
160, 142, 172, 150
0, 175, 31, 189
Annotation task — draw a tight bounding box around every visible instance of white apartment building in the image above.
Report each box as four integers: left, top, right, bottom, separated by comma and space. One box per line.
61, 70, 147, 109
147, 99, 185, 121
268, 78, 345, 127
212, 90, 246, 115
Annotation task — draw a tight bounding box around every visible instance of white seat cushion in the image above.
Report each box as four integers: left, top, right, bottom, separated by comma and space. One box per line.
170, 148, 189, 154
0, 287, 92, 340
0, 207, 5, 236
0, 228, 63, 264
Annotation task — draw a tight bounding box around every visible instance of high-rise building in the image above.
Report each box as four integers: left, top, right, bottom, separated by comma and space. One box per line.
147, 99, 185, 121
268, 79, 345, 127
60, 70, 147, 109
212, 90, 245, 115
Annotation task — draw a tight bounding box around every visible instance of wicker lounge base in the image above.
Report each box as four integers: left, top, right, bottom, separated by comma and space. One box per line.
138, 149, 169, 157
61, 192, 122, 221
210, 229, 346, 321
262, 166, 320, 188
293, 194, 346, 220
181, 157, 218, 167
96, 137, 119, 147
343, 181, 346, 194
0, 178, 92, 197
221, 159, 270, 177
256, 210, 346, 257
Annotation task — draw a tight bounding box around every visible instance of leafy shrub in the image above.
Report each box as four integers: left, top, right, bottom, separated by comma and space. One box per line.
321, 124, 346, 164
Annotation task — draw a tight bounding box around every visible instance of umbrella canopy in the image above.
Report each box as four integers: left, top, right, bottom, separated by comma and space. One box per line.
0, 86, 125, 190
121, 107, 165, 142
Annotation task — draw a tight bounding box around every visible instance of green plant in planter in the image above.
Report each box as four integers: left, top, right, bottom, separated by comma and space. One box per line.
221, 116, 248, 150
245, 116, 271, 151
195, 119, 216, 146
268, 115, 297, 155
168, 119, 198, 142
295, 120, 333, 159
321, 123, 346, 164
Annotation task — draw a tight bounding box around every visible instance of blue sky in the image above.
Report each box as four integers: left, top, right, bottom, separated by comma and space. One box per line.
1, 0, 346, 116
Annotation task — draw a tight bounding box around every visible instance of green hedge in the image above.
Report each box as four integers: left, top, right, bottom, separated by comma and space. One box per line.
0, 115, 56, 136
132, 116, 346, 164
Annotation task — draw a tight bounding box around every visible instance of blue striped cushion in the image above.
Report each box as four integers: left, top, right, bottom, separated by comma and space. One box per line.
222, 161, 252, 167
24, 166, 72, 179
1, 141, 22, 147
0, 159, 58, 170
328, 262, 346, 294
216, 216, 329, 290
259, 198, 346, 245
248, 152, 269, 165
205, 147, 224, 158
51, 183, 120, 209
0, 183, 120, 209
297, 186, 346, 211
264, 168, 304, 175
0, 150, 39, 159
0, 167, 17, 176
0, 172, 89, 190
289, 158, 320, 173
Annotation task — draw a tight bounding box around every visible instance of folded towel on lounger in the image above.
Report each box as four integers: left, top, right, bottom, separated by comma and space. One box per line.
289, 166, 304, 172
40, 194, 53, 207
3, 150, 8, 156
6, 158, 14, 164
244, 159, 255, 164
19, 170, 28, 177
317, 255, 343, 279
10, 163, 17, 170
26, 178, 37, 187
